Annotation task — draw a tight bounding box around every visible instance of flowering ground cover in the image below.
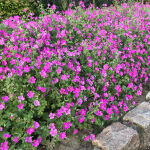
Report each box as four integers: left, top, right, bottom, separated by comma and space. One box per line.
0, 1, 150, 149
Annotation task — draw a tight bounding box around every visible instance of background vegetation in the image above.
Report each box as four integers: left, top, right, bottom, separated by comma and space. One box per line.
1, 0, 150, 23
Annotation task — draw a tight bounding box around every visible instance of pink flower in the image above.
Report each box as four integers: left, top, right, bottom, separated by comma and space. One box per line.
26, 127, 35, 135
0, 103, 5, 110
61, 74, 68, 80
103, 64, 109, 70
78, 116, 85, 123
109, 95, 114, 102
40, 87, 46, 93
54, 78, 59, 83
18, 96, 25, 102
56, 110, 62, 118
59, 132, 66, 139
62, 122, 72, 130
56, 67, 62, 74
28, 76, 36, 83
104, 114, 111, 120
73, 129, 78, 134
90, 134, 95, 141
32, 140, 40, 147
33, 100, 40, 106
25, 137, 32, 143
33, 121, 40, 129
17, 103, 24, 109
77, 98, 83, 105
50, 129, 57, 137
51, 4, 56, 10
0, 127, 3, 131
40, 70, 47, 78
3, 133, 11, 139
80, 109, 86, 116
2, 96, 9, 103
137, 90, 142, 96
27, 91, 34, 98
84, 135, 90, 141
13, 136, 19, 143
128, 82, 133, 88
48, 123, 55, 129
0, 141, 9, 150
67, 86, 74, 92
124, 104, 129, 112
60, 88, 67, 95
49, 113, 55, 119
91, 118, 95, 123
24, 65, 30, 72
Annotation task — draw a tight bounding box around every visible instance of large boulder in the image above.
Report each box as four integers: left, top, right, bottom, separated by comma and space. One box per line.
92, 122, 140, 150
123, 102, 150, 149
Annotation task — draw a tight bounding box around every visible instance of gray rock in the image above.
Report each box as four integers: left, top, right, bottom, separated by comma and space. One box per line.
146, 92, 150, 101
53, 136, 81, 150
123, 102, 150, 149
92, 122, 140, 150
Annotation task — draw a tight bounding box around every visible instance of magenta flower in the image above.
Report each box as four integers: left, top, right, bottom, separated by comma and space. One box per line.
50, 128, 57, 137
28, 76, 36, 83
90, 134, 95, 141
49, 113, 55, 119
78, 116, 85, 123
2, 96, 9, 102
80, 109, 86, 116
59, 132, 66, 140
0, 141, 9, 150
91, 118, 95, 123
51, 4, 56, 10
33, 121, 40, 129
13, 136, 19, 143
48, 123, 55, 129
62, 122, 72, 130
54, 78, 59, 83
32, 140, 40, 147
61, 74, 68, 80
0, 127, 3, 131
25, 137, 32, 143
33, 100, 40, 106
56, 110, 62, 118
24, 65, 30, 72
73, 129, 78, 135
3, 133, 11, 139
137, 90, 142, 96
40, 70, 47, 78
103, 64, 109, 70
40, 87, 46, 93
56, 67, 62, 74
17, 103, 24, 109
18, 96, 25, 102
84, 135, 90, 141
0, 103, 5, 110
26, 127, 35, 135
27, 91, 34, 98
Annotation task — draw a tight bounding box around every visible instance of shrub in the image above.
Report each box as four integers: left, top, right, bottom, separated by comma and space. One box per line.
0, 0, 41, 23
0, 1, 150, 149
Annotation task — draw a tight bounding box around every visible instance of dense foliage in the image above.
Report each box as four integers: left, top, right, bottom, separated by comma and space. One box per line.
0, 1, 150, 150
0, 0, 41, 23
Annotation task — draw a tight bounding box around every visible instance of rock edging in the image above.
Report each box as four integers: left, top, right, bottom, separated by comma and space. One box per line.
92, 101, 150, 150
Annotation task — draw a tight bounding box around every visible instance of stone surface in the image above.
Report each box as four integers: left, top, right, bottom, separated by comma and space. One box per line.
53, 135, 94, 150
123, 102, 150, 149
146, 91, 150, 101
92, 122, 140, 150
53, 136, 80, 150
